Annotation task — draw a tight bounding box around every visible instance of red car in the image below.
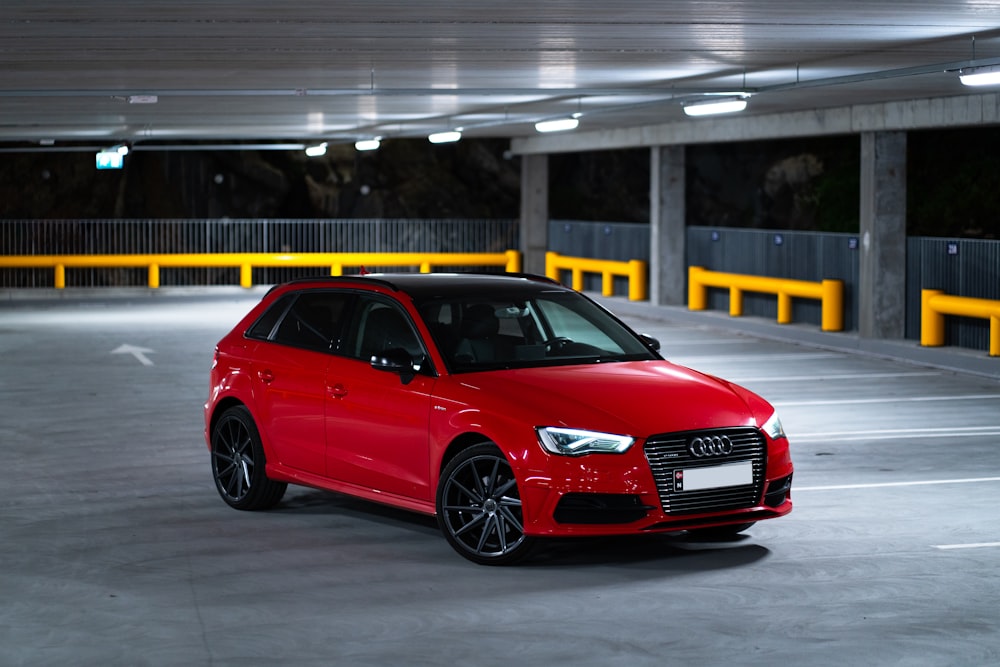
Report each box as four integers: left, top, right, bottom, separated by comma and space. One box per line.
205, 273, 793, 564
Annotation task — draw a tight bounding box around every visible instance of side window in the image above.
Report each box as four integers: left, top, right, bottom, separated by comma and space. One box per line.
347, 298, 424, 362
246, 293, 295, 340
419, 301, 459, 357
271, 291, 351, 352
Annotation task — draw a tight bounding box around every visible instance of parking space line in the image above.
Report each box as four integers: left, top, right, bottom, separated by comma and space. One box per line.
933, 542, 1000, 550
730, 371, 940, 383
774, 394, 1000, 407
661, 339, 751, 345
672, 352, 842, 364
796, 476, 1000, 491
793, 426, 1000, 442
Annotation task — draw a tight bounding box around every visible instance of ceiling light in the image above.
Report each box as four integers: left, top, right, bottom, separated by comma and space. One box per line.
304, 142, 327, 157
534, 117, 579, 133
683, 97, 749, 117
959, 65, 1000, 86
355, 138, 381, 151
428, 130, 462, 144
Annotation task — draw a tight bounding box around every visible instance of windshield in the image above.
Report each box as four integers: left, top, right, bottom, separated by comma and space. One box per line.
416, 290, 658, 372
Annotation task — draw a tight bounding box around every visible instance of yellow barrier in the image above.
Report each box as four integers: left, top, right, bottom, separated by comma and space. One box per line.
545, 251, 647, 301
921, 289, 1000, 357
688, 265, 844, 332
0, 250, 522, 289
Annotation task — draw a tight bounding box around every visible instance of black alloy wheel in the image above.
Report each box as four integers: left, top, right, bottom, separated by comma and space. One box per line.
210, 405, 287, 510
437, 443, 535, 565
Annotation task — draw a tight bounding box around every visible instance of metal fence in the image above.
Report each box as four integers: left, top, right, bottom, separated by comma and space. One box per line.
907, 237, 1000, 351
686, 227, 1000, 351
549, 221, 1000, 352
0, 218, 518, 287
548, 221, 861, 332
4, 217, 997, 353
686, 226, 861, 332
547, 219, 650, 295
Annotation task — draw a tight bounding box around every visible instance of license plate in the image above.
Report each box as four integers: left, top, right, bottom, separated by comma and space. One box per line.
674, 461, 753, 492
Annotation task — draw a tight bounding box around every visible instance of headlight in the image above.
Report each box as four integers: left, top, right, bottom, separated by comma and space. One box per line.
762, 412, 786, 440
536, 427, 635, 456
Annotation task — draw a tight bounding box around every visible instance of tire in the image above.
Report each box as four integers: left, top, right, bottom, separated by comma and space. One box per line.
210, 405, 287, 510
436, 443, 535, 565
686, 522, 756, 540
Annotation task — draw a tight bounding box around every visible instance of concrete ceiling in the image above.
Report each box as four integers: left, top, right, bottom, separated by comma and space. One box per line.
3, 1, 1000, 154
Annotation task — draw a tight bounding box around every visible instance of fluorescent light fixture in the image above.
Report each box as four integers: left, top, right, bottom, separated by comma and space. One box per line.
959, 65, 1000, 86
534, 117, 579, 133
428, 130, 462, 144
683, 96, 749, 117
355, 138, 381, 151
304, 142, 327, 157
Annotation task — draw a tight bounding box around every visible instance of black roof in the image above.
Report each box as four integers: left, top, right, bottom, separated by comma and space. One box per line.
276, 272, 567, 300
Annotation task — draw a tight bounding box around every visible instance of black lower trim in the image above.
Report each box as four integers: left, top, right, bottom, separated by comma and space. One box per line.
764, 474, 793, 508
641, 508, 783, 532
553, 493, 655, 524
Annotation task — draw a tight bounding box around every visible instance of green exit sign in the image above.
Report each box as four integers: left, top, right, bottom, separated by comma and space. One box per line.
95, 151, 124, 170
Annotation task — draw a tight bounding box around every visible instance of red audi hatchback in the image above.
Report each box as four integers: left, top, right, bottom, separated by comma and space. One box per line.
205, 273, 793, 564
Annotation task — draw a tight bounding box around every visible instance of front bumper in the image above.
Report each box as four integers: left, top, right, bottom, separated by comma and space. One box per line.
517, 427, 793, 537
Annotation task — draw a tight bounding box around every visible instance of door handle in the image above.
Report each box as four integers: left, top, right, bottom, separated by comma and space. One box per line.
328, 383, 348, 398
257, 369, 275, 384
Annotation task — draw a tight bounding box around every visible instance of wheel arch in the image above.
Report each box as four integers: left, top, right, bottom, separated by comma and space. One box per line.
439, 431, 494, 474
209, 396, 248, 437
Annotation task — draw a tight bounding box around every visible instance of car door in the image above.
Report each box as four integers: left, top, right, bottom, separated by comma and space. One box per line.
324, 296, 435, 501
248, 290, 351, 475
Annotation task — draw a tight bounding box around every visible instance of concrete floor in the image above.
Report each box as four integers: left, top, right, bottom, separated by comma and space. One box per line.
1, 289, 999, 666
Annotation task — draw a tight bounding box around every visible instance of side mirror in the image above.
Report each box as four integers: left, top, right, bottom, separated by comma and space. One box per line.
639, 333, 661, 352
371, 348, 421, 384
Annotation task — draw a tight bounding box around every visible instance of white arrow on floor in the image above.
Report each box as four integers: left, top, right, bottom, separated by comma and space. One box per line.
111, 344, 155, 366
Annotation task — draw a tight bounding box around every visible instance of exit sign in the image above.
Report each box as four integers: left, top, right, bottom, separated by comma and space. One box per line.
95, 151, 124, 170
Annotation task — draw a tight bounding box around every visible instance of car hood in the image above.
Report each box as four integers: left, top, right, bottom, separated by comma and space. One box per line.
444, 360, 764, 437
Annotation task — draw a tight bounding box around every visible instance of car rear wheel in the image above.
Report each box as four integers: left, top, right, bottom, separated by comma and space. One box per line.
437, 443, 535, 565
211, 405, 287, 510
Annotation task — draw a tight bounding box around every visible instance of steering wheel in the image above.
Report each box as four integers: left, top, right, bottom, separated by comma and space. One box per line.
543, 337, 572, 353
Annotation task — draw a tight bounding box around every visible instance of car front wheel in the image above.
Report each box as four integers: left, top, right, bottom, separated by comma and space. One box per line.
210, 405, 287, 510
437, 443, 535, 565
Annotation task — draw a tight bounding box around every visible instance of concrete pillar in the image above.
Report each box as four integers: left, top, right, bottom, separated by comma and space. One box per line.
858, 131, 907, 340
519, 153, 549, 275
649, 145, 686, 305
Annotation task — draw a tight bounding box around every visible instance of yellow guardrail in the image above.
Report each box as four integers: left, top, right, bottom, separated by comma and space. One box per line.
0, 250, 521, 289
545, 251, 647, 301
688, 265, 844, 332
921, 289, 1000, 357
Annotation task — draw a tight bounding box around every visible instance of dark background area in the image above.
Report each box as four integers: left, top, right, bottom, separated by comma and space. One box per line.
1, 128, 998, 239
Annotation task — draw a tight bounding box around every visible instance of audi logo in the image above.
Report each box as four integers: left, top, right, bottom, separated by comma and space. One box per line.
688, 435, 734, 458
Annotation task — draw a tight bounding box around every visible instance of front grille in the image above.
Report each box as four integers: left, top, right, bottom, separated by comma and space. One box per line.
644, 427, 766, 515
